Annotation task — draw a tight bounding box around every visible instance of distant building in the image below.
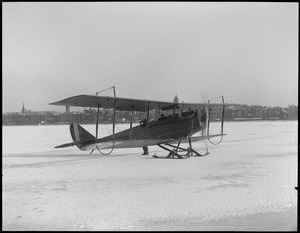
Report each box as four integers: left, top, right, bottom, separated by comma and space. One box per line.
21, 101, 31, 114
173, 95, 179, 103
66, 105, 70, 113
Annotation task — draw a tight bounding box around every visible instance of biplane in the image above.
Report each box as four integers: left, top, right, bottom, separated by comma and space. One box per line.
49, 87, 226, 159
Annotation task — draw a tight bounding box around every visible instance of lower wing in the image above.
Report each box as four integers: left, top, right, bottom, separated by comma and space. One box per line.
80, 134, 225, 151
79, 139, 174, 151
170, 134, 227, 144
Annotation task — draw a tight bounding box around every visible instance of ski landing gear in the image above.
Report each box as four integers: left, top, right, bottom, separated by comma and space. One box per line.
153, 135, 210, 159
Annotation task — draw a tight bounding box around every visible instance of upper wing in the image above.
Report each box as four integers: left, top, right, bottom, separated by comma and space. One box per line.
49, 94, 213, 112
49, 95, 176, 112
49, 94, 233, 112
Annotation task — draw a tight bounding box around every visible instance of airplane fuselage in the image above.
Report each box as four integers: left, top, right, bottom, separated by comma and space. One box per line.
97, 109, 205, 147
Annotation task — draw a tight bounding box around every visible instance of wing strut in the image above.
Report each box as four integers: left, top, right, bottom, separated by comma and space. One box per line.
221, 96, 225, 135
146, 102, 150, 138
96, 105, 100, 140
112, 87, 117, 141
129, 107, 134, 140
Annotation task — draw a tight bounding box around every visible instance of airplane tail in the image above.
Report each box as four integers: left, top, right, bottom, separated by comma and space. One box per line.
69, 123, 96, 150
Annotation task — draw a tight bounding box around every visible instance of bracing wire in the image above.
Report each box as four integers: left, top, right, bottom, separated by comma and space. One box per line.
114, 86, 149, 100
209, 96, 224, 102
95, 86, 116, 96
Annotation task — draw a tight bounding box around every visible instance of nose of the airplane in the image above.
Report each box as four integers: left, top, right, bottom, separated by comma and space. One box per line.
197, 107, 207, 129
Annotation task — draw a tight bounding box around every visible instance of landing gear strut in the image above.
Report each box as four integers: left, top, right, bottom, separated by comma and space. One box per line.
154, 135, 209, 159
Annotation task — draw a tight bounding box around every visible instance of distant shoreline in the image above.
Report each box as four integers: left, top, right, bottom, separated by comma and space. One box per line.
2, 119, 298, 127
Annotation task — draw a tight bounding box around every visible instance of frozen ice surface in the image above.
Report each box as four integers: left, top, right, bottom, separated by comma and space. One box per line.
2, 121, 298, 230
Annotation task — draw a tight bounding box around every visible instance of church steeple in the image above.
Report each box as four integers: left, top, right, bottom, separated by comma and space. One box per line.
22, 101, 25, 114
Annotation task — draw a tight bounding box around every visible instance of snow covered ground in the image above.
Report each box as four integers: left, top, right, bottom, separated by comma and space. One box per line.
2, 121, 298, 231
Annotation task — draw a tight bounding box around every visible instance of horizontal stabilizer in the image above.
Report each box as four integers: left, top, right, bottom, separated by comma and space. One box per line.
54, 139, 95, 148
55, 142, 75, 148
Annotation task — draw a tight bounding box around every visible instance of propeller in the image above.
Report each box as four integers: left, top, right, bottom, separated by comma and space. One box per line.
195, 89, 210, 155
199, 89, 209, 137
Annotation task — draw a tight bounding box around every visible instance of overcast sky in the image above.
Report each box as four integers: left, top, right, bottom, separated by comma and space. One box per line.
3, 2, 298, 112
